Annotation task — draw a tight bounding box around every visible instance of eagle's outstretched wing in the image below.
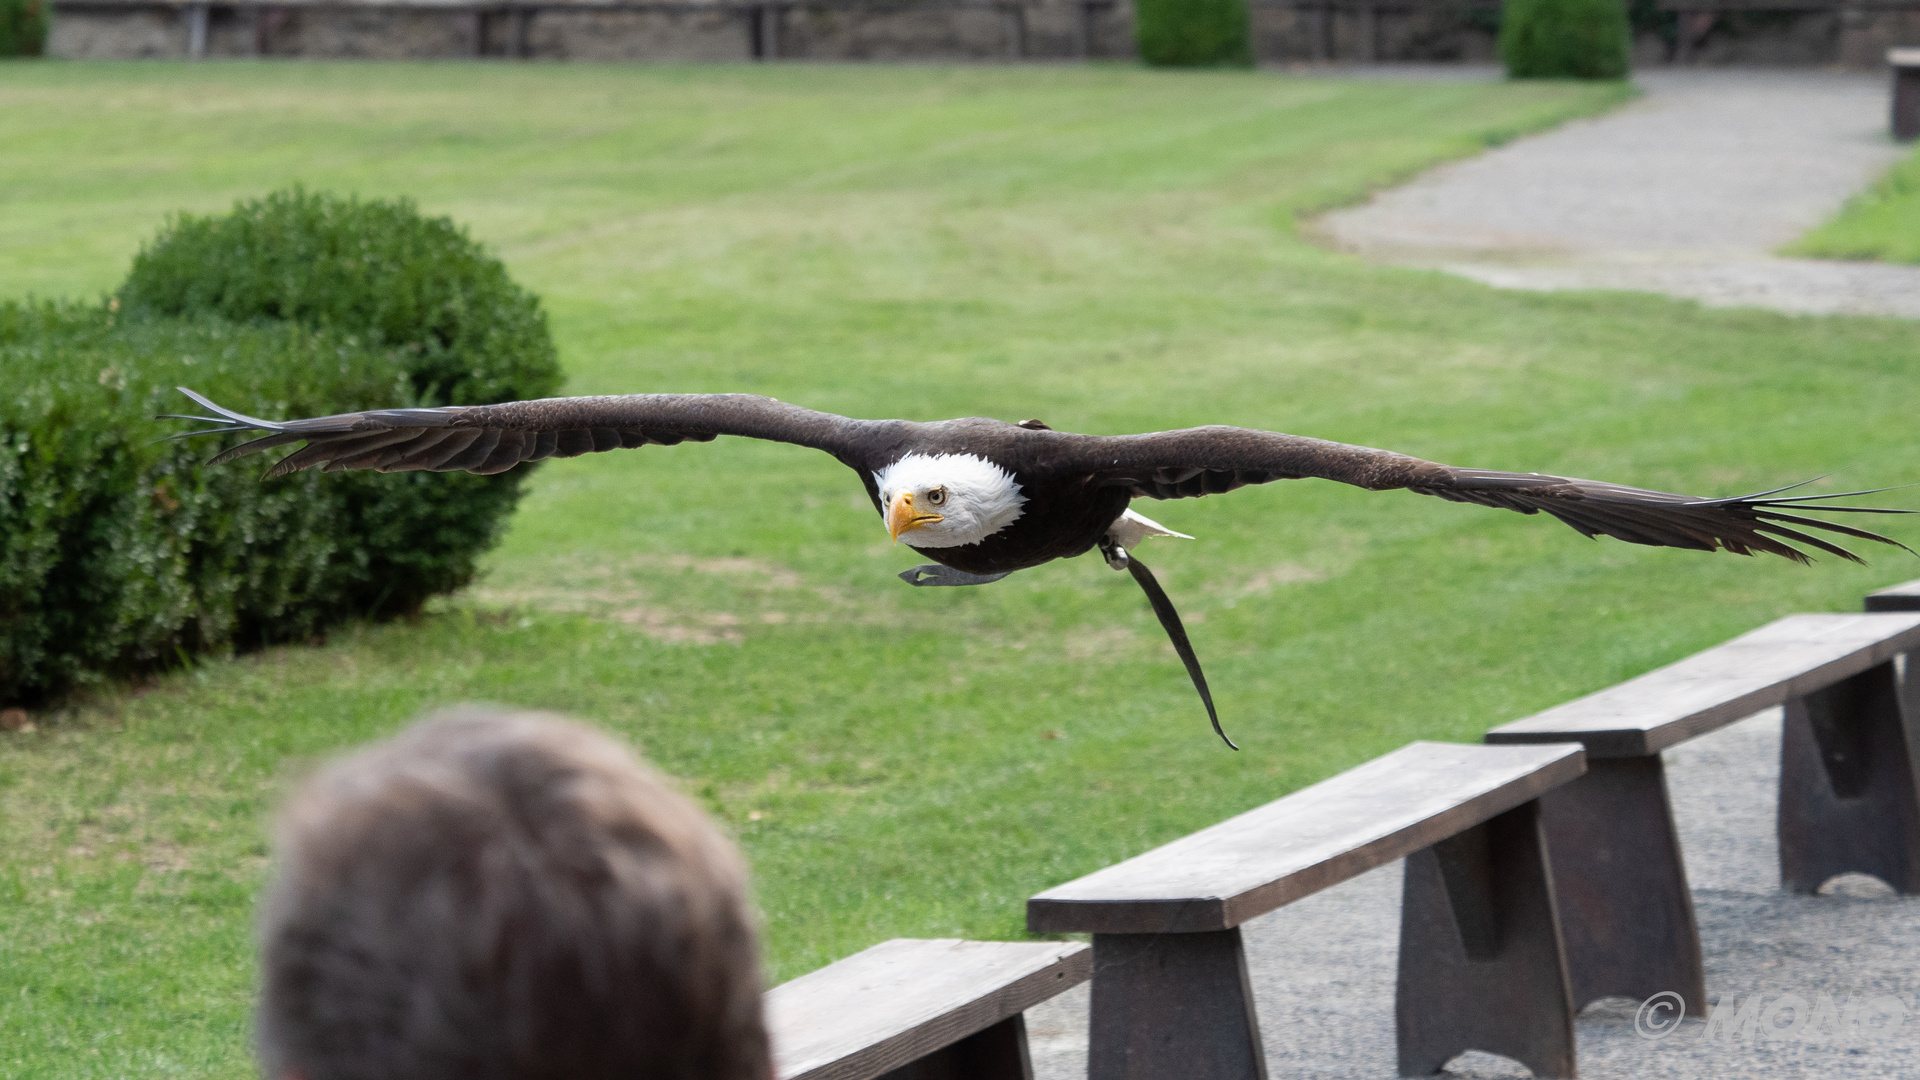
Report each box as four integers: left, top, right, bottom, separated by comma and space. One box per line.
1037, 425, 1913, 564
162, 388, 890, 476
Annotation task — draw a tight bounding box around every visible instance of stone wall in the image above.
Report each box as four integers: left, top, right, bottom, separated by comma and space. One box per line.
1251, 2, 1501, 63
1677, 7, 1920, 66
42, 0, 1920, 65
50, 6, 195, 57
524, 8, 750, 60
48, 0, 1138, 61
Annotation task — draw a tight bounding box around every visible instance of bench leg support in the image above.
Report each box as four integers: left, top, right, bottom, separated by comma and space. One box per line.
879, 1013, 1033, 1080
1896, 66, 1920, 141
1780, 659, 1920, 894
1397, 800, 1575, 1079
1087, 927, 1266, 1080
1533, 754, 1705, 1017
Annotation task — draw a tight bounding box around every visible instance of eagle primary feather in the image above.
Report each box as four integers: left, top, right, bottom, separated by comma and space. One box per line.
164, 388, 1915, 747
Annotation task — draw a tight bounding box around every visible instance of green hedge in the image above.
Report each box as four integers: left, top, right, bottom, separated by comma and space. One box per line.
4, 306, 379, 703
1136, 0, 1253, 67
2, 191, 563, 706
1501, 0, 1631, 79
0, 0, 47, 57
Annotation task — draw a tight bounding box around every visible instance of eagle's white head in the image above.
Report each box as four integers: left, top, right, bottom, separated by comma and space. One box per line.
874, 453, 1027, 548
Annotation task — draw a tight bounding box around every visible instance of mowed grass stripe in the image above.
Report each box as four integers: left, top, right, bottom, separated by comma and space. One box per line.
1790, 138, 1920, 263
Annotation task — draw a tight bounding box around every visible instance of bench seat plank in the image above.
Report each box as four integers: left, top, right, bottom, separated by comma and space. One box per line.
1487, 613, 1920, 758
1866, 577, 1920, 612
768, 938, 1090, 1080
1026, 741, 1584, 935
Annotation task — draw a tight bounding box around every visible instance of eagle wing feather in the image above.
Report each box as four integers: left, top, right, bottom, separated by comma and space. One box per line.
1034, 425, 1913, 564
165, 389, 883, 476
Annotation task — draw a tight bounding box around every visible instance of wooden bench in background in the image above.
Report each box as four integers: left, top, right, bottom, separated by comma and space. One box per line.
1487, 611, 1920, 1019
1027, 740, 1587, 1080
767, 937, 1090, 1080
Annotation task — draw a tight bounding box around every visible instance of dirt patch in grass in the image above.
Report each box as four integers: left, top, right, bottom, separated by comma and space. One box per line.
469, 552, 869, 643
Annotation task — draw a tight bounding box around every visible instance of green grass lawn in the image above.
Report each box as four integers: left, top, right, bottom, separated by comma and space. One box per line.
5, 61, 1920, 1079
1790, 141, 1920, 261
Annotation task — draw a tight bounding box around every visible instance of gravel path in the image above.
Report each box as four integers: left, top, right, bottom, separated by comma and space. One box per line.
1310, 69, 1920, 318
1026, 705, 1920, 1078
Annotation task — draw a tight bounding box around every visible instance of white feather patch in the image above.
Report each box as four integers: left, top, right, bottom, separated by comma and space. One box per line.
873, 453, 1027, 548
1107, 508, 1193, 549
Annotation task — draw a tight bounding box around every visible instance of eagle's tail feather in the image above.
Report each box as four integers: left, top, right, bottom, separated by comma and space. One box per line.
1125, 555, 1237, 751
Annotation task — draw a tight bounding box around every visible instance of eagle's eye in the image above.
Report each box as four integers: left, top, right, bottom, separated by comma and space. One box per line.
927, 487, 947, 507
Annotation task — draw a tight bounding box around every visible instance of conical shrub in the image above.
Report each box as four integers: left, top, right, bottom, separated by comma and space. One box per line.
1501, 0, 1630, 79
1136, 0, 1254, 67
0, 0, 49, 56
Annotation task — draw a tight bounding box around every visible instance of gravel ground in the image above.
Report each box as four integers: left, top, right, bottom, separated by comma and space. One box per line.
1309, 69, 1920, 318
1025, 707, 1920, 1078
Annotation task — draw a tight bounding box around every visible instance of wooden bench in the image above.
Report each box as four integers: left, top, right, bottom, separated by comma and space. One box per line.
1868, 575, 1920, 611
767, 937, 1090, 1080
1027, 740, 1587, 1080
1487, 611, 1920, 1020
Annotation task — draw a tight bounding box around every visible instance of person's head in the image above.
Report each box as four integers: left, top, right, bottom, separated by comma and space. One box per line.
257, 707, 769, 1080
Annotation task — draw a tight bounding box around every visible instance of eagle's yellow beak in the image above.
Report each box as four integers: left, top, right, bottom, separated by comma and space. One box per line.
887, 492, 943, 542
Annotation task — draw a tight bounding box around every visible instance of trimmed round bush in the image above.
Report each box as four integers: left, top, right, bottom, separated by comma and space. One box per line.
122, 187, 557, 409
2, 190, 563, 706
1501, 0, 1631, 79
1136, 0, 1253, 67
122, 187, 562, 609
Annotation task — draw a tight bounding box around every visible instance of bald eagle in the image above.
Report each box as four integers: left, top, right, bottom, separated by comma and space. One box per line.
165, 388, 1910, 749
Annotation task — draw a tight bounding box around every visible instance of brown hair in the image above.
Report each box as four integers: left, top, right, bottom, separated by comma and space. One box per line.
257, 707, 770, 1080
